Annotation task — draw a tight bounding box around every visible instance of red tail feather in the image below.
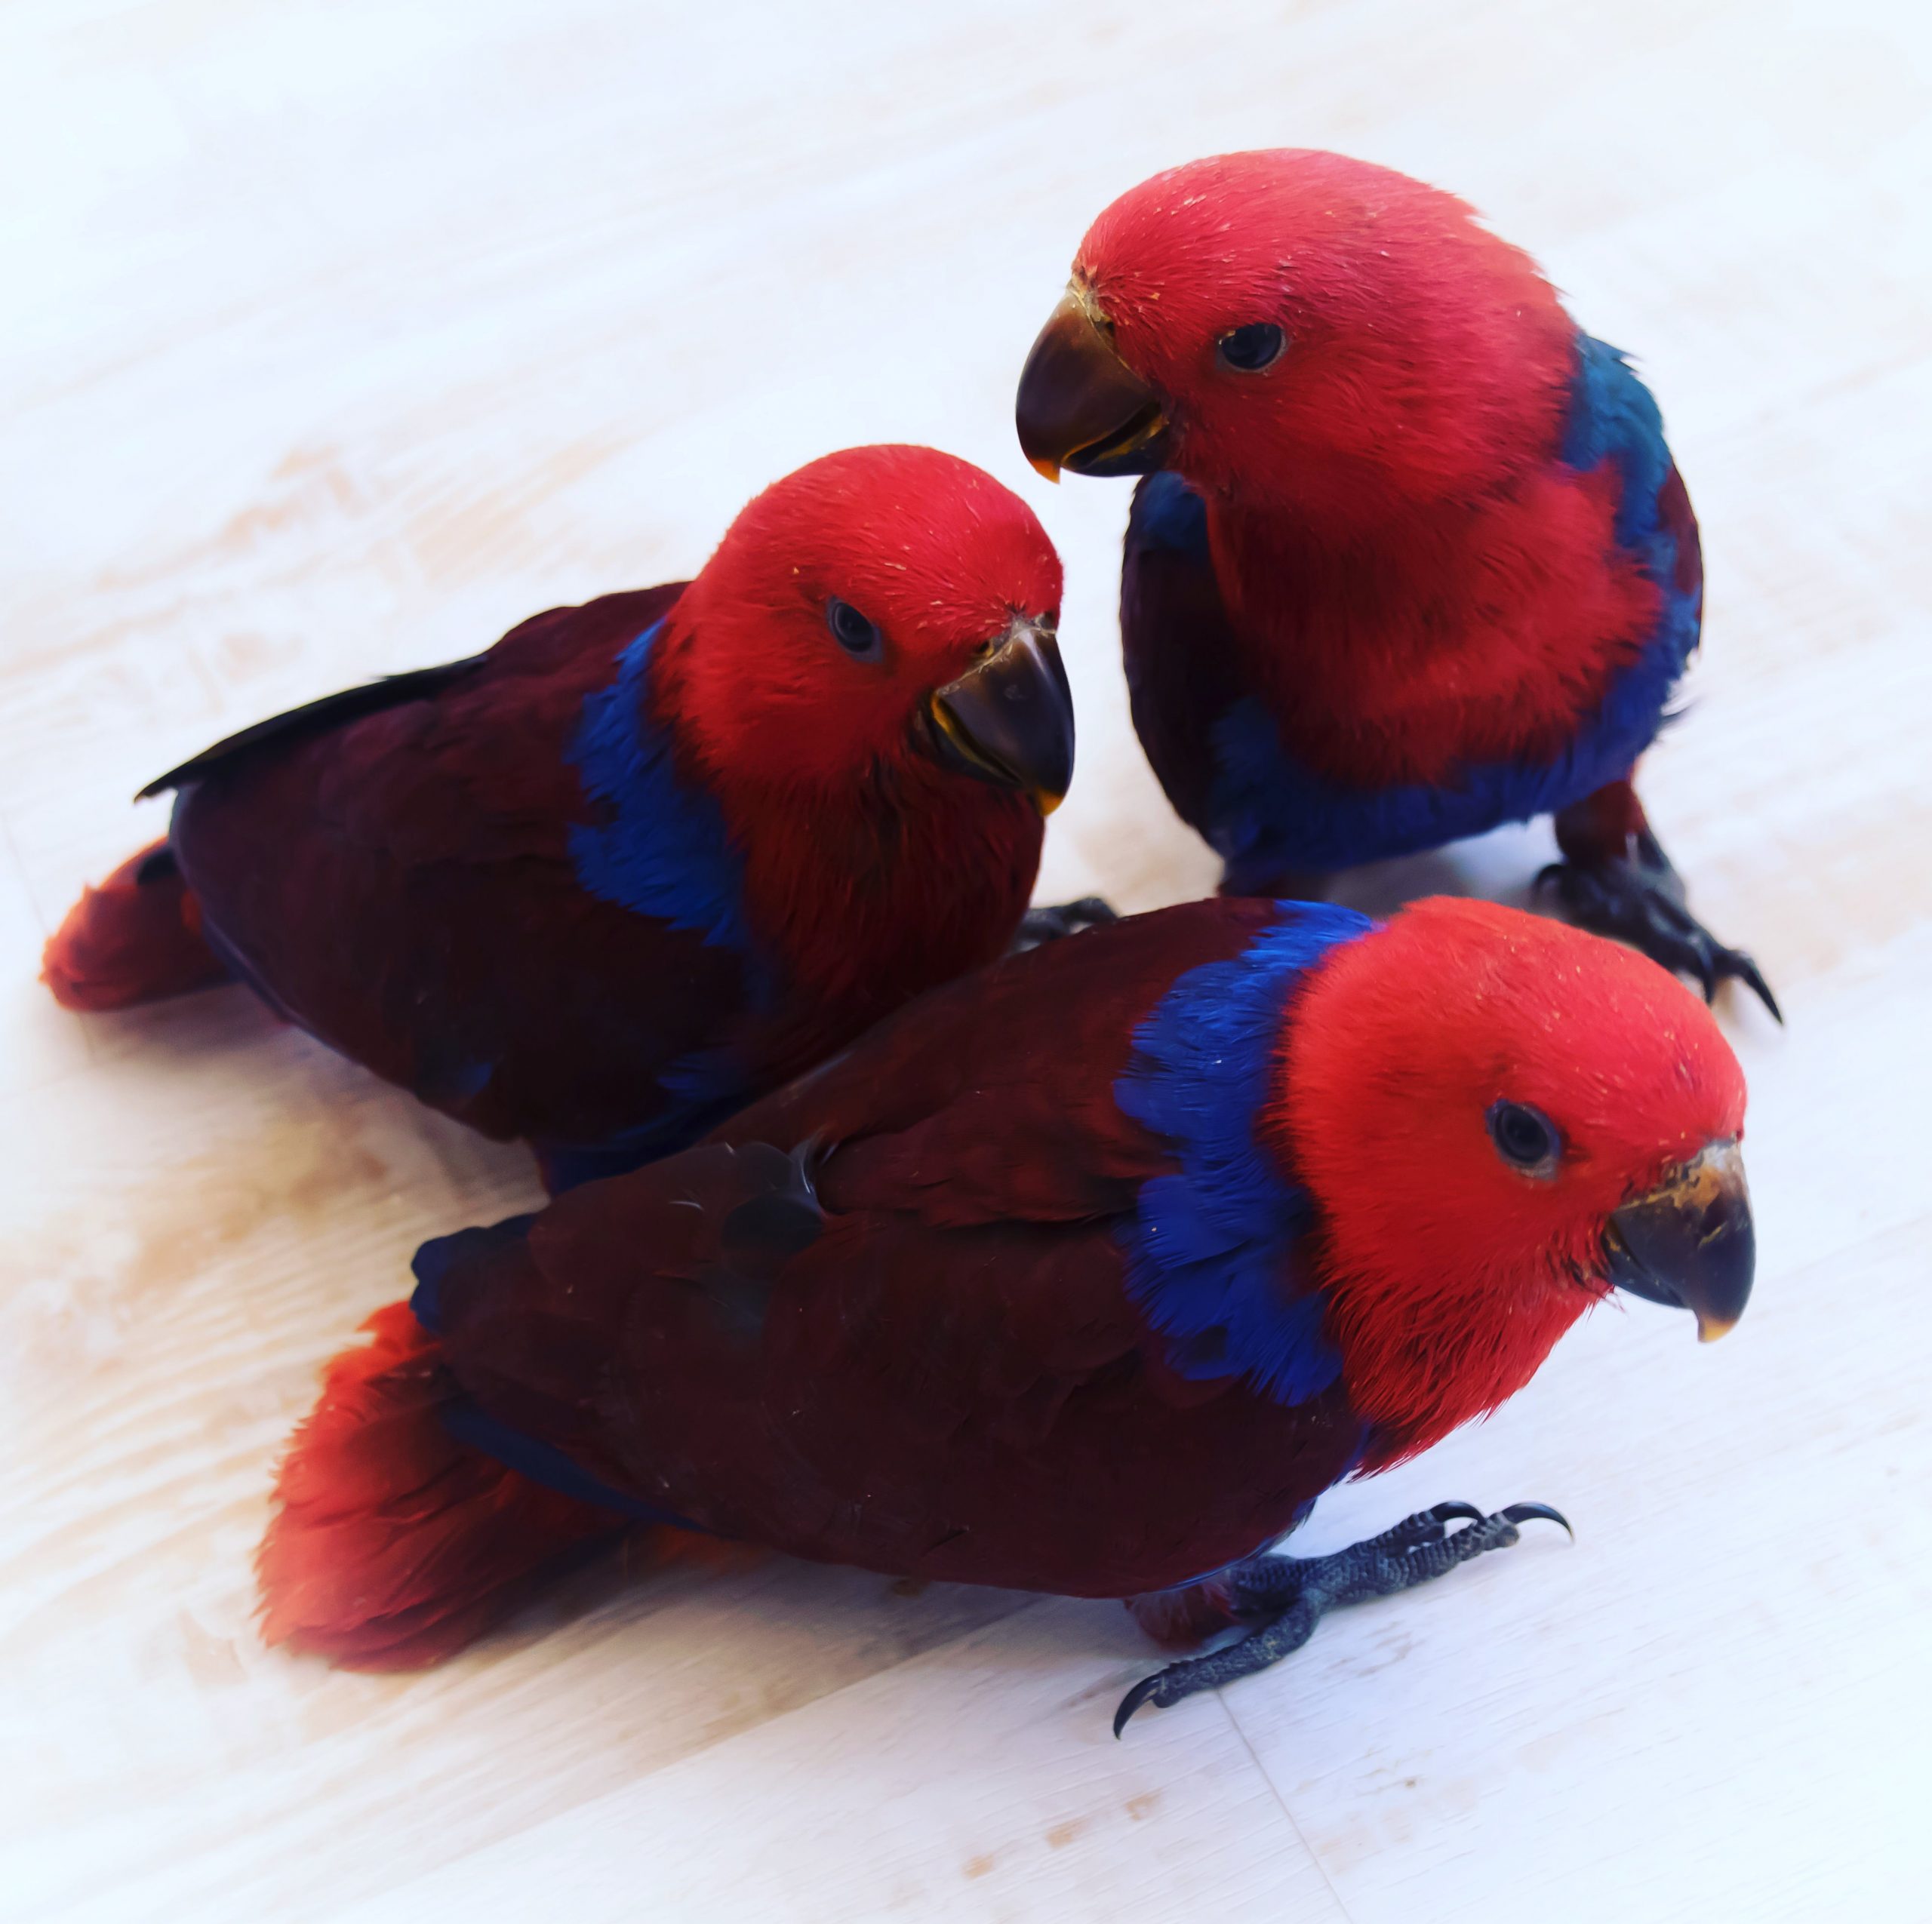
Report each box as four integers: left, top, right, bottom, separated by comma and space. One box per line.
257, 1303, 625, 1670
42, 841, 228, 1012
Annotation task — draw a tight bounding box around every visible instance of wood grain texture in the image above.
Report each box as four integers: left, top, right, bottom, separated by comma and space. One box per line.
3, 0, 1929, 1918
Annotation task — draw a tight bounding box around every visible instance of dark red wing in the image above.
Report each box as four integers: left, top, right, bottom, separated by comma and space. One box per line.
1121, 472, 1248, 844
138, 654, 491, 801
428, 899, 1366, 1597
1656, 463, 1704, 604
167, 585, 755, 1147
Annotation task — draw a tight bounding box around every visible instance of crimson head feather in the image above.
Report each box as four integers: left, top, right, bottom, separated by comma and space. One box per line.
1272, 896, 1749, 1463
1020, 149, 1580, 520
656, 444, 1069, 804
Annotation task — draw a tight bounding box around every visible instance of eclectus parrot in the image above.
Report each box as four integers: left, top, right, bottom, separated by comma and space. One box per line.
257, 895, 1755, 1729
45, 444, 1093, 1188
1015, 149, 1778, 1018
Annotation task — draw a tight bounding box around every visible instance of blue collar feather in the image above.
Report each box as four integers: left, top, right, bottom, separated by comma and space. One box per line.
566, 619, 758, 952
540, 619, 777, 1186
1113, 904, 1374, 1404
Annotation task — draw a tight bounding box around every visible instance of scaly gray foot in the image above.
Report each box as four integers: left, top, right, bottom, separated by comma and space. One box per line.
1539, 830, 1779, 1021
1115, 1499, 1571, 1735
1010, 897, 1119, 952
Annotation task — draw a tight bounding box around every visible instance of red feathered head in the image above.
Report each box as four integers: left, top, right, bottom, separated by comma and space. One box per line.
1273, 897, 1751, 1465
660, 445, 1072, 813
1018, 150, 1580, 521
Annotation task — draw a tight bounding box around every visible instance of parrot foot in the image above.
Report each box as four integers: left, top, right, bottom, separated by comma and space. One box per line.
1112, 1499, 1571, 1736
1537, 831, 1780, 1022
1009, 896, 1119, 953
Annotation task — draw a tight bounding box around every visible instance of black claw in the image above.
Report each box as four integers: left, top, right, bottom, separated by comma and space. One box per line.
1725, 953, 1783, 1024
1112, 1671, 1167, 1738
1010, 897, 1120, 954
1114, 1493, 1575, 1732
1061, 896, 1118, 926
1539, 856, 1781, 1022
1499, 1501, 1574, 1541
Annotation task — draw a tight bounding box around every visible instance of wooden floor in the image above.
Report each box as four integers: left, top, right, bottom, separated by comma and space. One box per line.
5, 2, 1929, 1917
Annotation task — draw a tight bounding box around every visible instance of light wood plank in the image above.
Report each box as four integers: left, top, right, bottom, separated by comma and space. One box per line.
332, 1601, 1351, 1924
4, 0, 1930, 1918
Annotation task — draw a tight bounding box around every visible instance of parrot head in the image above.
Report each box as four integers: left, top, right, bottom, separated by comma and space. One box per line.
1016, 150, 1579, 524
1275, 896, 1753, 1463
661, 444, 1072, 815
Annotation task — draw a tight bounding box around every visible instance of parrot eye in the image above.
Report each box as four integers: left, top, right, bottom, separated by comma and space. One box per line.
826, 598, 884, 661
1487, 1101, 1561, 1176
1217, 323, 1286, 373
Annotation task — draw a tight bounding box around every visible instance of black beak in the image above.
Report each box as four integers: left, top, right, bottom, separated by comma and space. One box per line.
927, 621, 1075, 816
1604, 1140, 1755, 1342
1016, 286, 1170, 482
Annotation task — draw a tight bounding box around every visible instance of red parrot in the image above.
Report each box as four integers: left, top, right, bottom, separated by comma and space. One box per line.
258, 894, 1753, 1728
1014, 149, 1777, 1017
45, 444, 1093, 1188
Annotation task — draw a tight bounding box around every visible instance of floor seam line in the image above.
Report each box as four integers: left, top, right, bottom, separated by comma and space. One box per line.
1218, 1690, 1356, 1922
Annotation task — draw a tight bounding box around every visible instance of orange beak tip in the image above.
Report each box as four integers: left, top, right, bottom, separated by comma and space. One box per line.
1026, 456, 1063, 484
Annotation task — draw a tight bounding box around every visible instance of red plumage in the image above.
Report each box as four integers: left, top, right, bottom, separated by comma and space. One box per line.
260, 897, 1752, 1670
1075, 149, 1660, 789
1272, 898, 1747, 1466
257, 1303, 622, 1667
49, 447, 1070, 1178
641, 447, 1063, 1030
1019, 152, 1773, 1015
42, 842, 226, 1013
1079, 152, 1577, 514
1202, 470, 1661, 791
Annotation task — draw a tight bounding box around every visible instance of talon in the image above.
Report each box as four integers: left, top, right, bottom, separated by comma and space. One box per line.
1723, 952, 1783, 1025
1063, 896, 1118, 927
1499, 1501, 1574, 1541
1540, 852, 1780, 1019
1111, 1494, 1575, 1731
1010, 896, 1121, 954
1113, 1671, 1168, 1738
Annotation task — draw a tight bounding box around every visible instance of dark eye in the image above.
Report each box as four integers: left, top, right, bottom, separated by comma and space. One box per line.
1487, 1100, 1561, 1175
826, 598, 883, 659
1217, 322, 1286, 372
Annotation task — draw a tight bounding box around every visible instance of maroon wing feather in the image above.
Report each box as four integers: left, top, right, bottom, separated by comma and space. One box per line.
138, 654, 491, 800
166, 586, 753, 1146
1121, 475, 1248, 845
429, 899, 1365, 1599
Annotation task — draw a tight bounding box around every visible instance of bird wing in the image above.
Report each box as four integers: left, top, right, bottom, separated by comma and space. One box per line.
139, 654, 492, 800
1119, 471, 1249, 846
420, 898, 1366, 1597
164, 585, 760, 1151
